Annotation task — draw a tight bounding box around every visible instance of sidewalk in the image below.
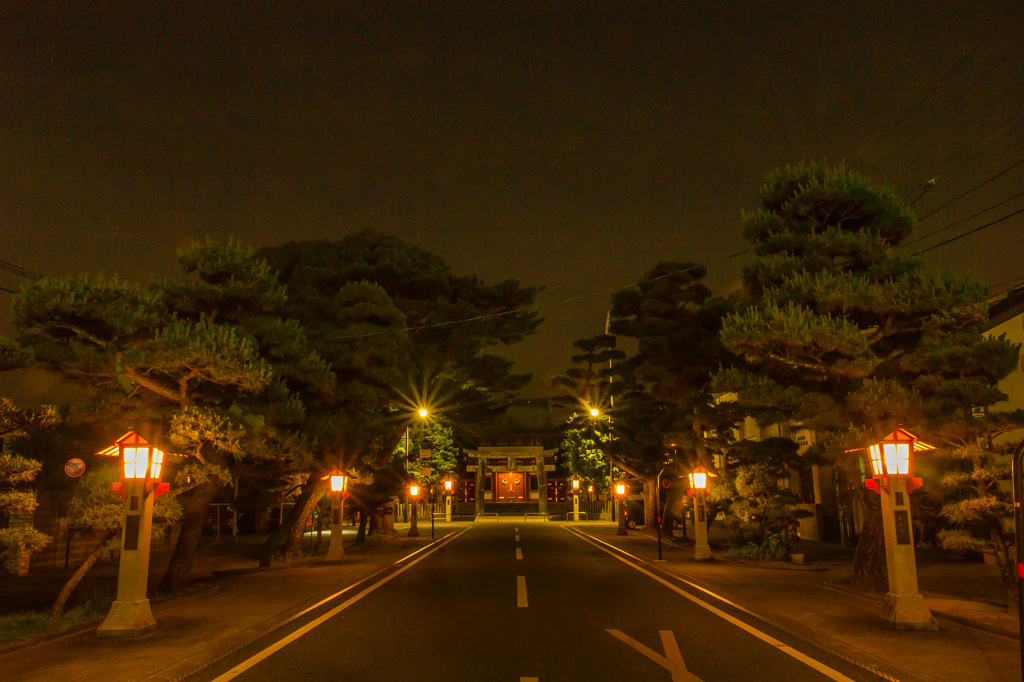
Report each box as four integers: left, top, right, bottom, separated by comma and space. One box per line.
582, 522, 1020, 682
0, 526, 453, 682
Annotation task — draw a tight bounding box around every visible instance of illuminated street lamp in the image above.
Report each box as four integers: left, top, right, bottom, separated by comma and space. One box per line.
569, 474, 582, 521
403, 408, 429, 523
614, 481, 627, 536
853, 428, 937, 630
687, 465, 716, 561
408, 482, 420, 537
323, 469, 349, 562
442, 476, 454, 522
96, 430, 170, 638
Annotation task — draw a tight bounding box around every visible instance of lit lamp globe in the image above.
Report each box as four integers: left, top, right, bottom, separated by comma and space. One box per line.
615, 482, 626, 497
443, 477, 453, 493
418, 408, 428, 418
570, 474, 582, 492
590, 408, 599, 417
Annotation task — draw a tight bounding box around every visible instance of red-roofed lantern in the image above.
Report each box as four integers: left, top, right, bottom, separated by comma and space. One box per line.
322, 469, 349, 562
851, 429, 937, 630
569, 474, 583, 521
408, 482, 420, 537
96, 430, 170, 638
442, 476, 454, 522
687, 465, 717, 561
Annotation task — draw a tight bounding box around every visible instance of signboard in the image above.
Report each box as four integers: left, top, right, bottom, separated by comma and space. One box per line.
894, 510, 912, 545
420, 449, 432, 461
64, 458, 86, 478
466, 465, 478, 472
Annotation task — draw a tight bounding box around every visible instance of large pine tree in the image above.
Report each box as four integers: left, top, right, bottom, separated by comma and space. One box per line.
714, 161, 1018, 589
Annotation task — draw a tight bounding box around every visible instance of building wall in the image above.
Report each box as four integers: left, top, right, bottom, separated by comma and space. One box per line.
986, 312, 1024, 446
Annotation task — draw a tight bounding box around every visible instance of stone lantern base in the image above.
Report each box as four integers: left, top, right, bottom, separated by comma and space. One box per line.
97, 599, 157, 638
883, 592, 938, 631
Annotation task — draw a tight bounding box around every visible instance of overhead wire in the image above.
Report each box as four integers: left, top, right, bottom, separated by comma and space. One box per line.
0, 259, 42, 280
903, 188, 1024, 247
911, 204, 1024, 255
916, 156, 1024, 222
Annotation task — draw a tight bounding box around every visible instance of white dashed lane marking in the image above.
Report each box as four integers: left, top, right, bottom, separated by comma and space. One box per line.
517, 575, 528, 607
516, 547, 523, 560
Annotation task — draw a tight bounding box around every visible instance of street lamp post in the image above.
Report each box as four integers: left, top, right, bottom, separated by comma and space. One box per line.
655, 455, 673, 562
688, 465, 716, 561
443, 476, 453, 522
615, 481, 627, 536
96, 430, 169, 638
403, 408, 429, 523
859, 428, 938, 630
408, 483, 420, 537
323, 469, 348, 562
570, 474, 582, 521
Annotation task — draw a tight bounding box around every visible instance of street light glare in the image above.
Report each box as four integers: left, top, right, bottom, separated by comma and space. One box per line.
419, 408, 428, 417
589, 408, 599, 416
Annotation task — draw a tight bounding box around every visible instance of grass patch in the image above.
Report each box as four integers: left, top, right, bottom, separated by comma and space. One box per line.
0, 600, 110, 648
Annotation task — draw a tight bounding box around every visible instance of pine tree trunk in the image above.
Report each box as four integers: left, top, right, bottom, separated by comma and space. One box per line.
260, 471, 319, 566
849, 491, 888, 592
282, 476, 328, 558
50, 528, 119, 619
642, 479, 657, 534
989, 522, 1018, 617
158, 480, 220, 593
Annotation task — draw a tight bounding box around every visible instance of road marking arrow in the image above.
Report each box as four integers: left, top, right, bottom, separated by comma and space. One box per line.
606, 629, 702, 682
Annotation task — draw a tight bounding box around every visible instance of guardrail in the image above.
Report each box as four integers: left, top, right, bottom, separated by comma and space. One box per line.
564, 511, 588, 521
523, 513, 549, 522
475, 513, 500, 522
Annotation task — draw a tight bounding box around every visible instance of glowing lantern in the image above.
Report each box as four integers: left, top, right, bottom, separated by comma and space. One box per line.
443, 477, 454, 493
570, 474, 582, 491
97, 431, 169, 498
615, 482, 626, 497
409, 483, 420, 498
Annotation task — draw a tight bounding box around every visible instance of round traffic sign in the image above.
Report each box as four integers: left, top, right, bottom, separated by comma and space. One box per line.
64, 458, 86, 477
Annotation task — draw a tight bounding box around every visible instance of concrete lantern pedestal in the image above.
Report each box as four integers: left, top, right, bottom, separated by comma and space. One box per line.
879, 477, 937, 630
325, 497, 346, 563
98, 479, 158, 639
692, 489, 713, 561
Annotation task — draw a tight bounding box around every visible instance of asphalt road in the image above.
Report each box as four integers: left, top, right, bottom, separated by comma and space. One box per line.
185, 523, 885, 682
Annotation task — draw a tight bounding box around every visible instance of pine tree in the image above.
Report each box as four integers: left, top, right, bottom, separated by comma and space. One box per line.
714, 161, 1019, 589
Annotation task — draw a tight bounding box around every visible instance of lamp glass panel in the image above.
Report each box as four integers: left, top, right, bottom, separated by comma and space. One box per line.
410, 485, 419, 497
868, 445, 883, 476
123, 446, 143, 479
330, 475, 346, 492
571, 479, 580, 490
444, 480, 452, 491
151, 449, 164, 480
882, 443, 911, 476
692, 472, 707, 489
615, 483, 625, 496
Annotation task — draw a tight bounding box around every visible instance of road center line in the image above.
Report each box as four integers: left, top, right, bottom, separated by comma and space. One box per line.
517, 575, 528, 607
516, 547, 523, 560
211, 527, 470, 681
515, 534, 520, 542
563, 527, 853, 682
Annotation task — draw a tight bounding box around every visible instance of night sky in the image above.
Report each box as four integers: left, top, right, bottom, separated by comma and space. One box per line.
2, 2, 1022, 398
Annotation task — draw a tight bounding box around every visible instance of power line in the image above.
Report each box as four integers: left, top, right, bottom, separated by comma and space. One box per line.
917, 156, 1024, 222
904, 188, 1024, 247
0, 284, 17, 294
912, 205, 1024, 255
0, 259, 42, 280
893, 36, 1024, 157
881, 1, 1023, 138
